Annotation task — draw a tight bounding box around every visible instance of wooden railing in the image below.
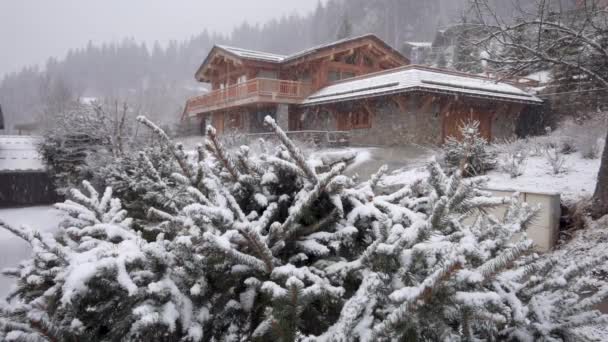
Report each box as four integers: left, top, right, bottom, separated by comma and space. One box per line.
186, 78, 313, 115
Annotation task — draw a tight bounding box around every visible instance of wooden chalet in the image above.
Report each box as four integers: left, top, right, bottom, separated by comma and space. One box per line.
183, 34, 542, 145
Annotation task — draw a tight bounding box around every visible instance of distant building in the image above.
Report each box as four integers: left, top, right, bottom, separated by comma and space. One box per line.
402, 42, 433, 64
183, 34, 542, 146
0, 136, 59, 207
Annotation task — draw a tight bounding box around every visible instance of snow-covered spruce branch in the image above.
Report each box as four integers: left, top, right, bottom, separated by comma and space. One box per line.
273, 162, 346, 249
3, 116, 608, 341
205, 125, 239, 181
137, 115, 197, 181
264, 115, 317, 183
373, 259, 463, 339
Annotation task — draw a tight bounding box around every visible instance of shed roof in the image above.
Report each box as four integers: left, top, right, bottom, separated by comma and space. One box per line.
0, 135, 45, 173
302, 65, 543, 106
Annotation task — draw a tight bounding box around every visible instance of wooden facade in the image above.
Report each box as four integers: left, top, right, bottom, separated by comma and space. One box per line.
184, 35, 409, 120
183, 34, 540, 145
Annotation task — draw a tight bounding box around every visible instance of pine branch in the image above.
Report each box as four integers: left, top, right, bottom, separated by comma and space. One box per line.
264, 115, 317, 183
478, 239, 535, 281
205, 125, 239, 181
375, 259, 462, 338
137, 115, 195, 181
276, 163, 346, 247
0, 219, 31, 242
203, 232, 268, 273
369, 164, 388, 191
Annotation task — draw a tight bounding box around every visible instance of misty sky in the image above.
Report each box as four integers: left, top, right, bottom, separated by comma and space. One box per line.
0, 0, 322, 77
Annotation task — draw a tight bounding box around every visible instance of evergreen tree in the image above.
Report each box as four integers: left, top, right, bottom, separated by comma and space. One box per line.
336, 14, 353, 40
444, 120, 497, 177
1, 116, 606, 341
453, 23, 483, 74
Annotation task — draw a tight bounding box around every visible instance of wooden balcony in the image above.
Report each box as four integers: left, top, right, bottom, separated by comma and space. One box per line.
185, 78, 313, 116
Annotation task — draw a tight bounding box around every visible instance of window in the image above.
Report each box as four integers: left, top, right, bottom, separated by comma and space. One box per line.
258, 70, 278, 79
329, 69, 356, 83
299, 71, 311, 83
350, 110, 371, 129
329, 70, 341, 82
342, 72, 355, 80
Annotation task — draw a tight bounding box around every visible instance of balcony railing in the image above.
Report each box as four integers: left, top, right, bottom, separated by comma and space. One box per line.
185, 78, 313, 116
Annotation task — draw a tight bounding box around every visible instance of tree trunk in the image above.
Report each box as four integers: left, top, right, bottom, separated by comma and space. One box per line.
592, 127, 608, 218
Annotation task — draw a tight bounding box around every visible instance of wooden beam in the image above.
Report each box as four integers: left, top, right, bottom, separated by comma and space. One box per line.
392, 95, 408, 113
362, 100, 375, 118
419, 95, 436, 114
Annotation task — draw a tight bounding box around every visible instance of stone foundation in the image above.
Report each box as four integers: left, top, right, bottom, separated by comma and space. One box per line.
347, 98, 443, 146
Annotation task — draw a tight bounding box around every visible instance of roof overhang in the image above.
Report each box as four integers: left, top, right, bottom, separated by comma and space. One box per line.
301, 66, 543, 107
282, 34, 410, 67
302, 86, 542, 107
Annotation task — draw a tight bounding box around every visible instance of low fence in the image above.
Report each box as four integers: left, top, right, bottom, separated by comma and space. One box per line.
0, 172, 60, 207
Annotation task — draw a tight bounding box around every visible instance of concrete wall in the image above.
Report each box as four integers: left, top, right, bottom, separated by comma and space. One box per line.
483, 188, 561, 252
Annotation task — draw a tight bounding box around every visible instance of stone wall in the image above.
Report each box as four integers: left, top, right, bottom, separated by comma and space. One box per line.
347, 97, 443, 146
199, 95, 526, 146
295, 108, 338, 131
300, 95, 525, 147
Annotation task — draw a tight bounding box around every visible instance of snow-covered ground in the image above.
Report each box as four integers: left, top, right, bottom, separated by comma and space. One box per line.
310, 145, 435, 180
380, 149, 599, 204
487, 152, 600, 203
0, 206, 63, 297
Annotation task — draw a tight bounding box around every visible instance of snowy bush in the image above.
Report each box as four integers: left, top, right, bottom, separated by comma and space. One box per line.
40, 103, 145, 194
526, 136, 553, 157
545, 147, 567, 174
443, 120, 496, 177
496, 139, 528, 178
558, 117, 607, 159
2, 116, 607, 341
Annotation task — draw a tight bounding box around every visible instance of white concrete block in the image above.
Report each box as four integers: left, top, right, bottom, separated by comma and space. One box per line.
481, 188, 561, 252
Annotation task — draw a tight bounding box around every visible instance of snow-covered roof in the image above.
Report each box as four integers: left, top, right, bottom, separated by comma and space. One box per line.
202, 34, 408, 71
405, 42, 433, 48
0, 135, 45, 172
303, 65, 543, 106
282, 34, 406, 63
215, 45, 287, 63
525, 70, 552, 84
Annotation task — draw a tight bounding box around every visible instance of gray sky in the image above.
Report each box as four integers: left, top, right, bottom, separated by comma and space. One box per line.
0, 0, 321, 77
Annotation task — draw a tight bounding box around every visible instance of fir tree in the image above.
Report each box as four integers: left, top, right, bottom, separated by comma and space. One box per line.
444, 120, 497, 177
1, 115, 606, 342
336, 14, 353, 40
453, 22, 483, 74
